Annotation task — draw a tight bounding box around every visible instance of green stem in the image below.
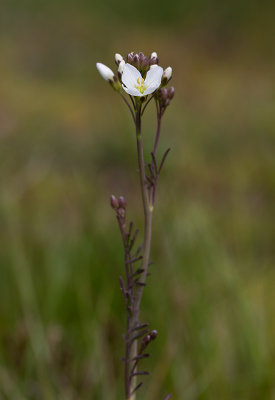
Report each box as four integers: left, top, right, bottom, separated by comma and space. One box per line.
129, 103, 153, 399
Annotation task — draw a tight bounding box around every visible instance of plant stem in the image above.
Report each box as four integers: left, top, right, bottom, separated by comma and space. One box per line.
153, 112, 162, 158
128, 104, 153, 399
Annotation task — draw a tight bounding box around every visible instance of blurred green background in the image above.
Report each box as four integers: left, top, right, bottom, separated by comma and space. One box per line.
1, 0, 275, 399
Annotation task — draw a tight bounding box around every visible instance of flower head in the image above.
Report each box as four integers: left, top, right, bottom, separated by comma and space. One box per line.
122, 63, 163, 97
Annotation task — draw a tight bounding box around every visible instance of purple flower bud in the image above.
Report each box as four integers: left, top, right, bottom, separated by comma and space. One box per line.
119, 196, 127, 209
110, 195, 119, 209
149, 56, 159, 65
139, 52, 145, 61
168, 86, 175, 99
150, 330, 158, 340
140, 56, 149, 69
159, 88, 168, 100
133, 54, 139, 68
142, 334, 151, 345
127, 52, 134, 64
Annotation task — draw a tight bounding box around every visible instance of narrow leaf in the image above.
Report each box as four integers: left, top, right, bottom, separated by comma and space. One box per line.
131, 353, 150, 361
151, 152, 158, 173
130, 329, 150, 344
126, 255, 143, 265
129, 323, 149, 333
130, 382, 143, 395
131, 371, 150, 377
159, 148, 171, 173
129, 229, 139, 251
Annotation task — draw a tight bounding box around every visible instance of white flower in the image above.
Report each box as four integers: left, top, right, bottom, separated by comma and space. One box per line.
163, 66, 172, 81
118, 60, 125, 75
96, 62, 115, 82
122, 63, 163, 97
115, 53, 123, 65
150, 52, 158, 59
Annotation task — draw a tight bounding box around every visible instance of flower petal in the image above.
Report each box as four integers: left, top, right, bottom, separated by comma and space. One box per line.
144, 65, 163, 88
96, 62, 115, 81
122, 84, 141, 96
143, 82, 161, 95
122, 63, 142, 90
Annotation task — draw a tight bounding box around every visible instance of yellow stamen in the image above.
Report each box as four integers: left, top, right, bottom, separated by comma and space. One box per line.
135, 77, 147, 94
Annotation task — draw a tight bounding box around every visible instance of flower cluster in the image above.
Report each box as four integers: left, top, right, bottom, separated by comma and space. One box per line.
96, 51, 174, 108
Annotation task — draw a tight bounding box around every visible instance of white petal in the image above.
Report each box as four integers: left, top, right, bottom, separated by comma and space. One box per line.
143, 82, 161, 95
163, 66, 172, 80
96, 63, 115, 81
150, 51, 158, 59
144, 65, 163, 86
143, 65, 163, 94
121, 63, 142, 89
122, 84, 141, 96
115, 53, 123, 64
118, 60, 125, 74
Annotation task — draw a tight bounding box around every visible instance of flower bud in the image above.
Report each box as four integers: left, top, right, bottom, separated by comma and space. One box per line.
139, 52, 145, 61
159, 88, 168, 100
168, 86, 175, 99
115, 53, 123, 65
127, 52, 134, 64
118, 196, 127, 209
118, 207, 126, 219
142, 334, 151, 345
118, 60, 125, 80
110, 195, 119, 209
96, 62, 115, 82
140, 56, 149, 69
133, 53, 139, 68
149, 51, 159, 65
162, 66, 172, 85
150, 330, 158, 340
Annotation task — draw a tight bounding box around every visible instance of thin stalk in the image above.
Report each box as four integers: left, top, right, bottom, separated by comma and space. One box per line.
121, 92, 136, 123
128, 103, 153, 399
152, 112, 162, 157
